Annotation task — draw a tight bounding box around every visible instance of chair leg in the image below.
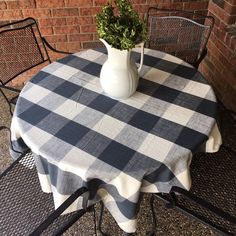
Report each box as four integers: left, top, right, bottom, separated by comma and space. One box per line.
148, 194, 156, 236
92, 205, 97, 236
165, 192, 176, 209
97, 201, 107, 236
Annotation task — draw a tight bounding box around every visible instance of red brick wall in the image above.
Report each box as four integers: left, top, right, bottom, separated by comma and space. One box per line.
0, 0, 209, 53
200, 0, 236, 111
4, 0, 235, 112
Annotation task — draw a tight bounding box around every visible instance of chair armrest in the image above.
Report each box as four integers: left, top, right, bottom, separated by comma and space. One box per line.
170, 186, 236, 225
42, 37, 73, 55
194, 48, 208, 68
30, 187, 88, 235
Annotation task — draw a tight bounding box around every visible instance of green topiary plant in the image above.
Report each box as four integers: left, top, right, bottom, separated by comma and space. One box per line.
96, 0, 148, 50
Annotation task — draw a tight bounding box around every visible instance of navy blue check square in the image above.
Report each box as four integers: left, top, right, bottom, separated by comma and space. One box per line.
37, 112, 69, 136
173, 92, 200, 111
196, 99, 217, 118
53, 81, 82, 98
173, 65, 197, 80
70, 88, 98, 105
55, 121, 89, 146
155, 59, 178, 74
18, 104, 50, 126
175, 127, 207, 151
151, 119, 183, 143
83, 61, 102, 77
144, 164, 175, 183
15, 97, 36, 116
143, 54, 161, 68
108, 103, 138, 124
128, 110, 159, 132
57, 54, 75, 65
152, 85, 180, 103
35, 74, 65, 91
78, 132, 111, 157
30, 71, 50, 85
58, 55, 90, 70
137, 78, 160, 96
99, 141, 135, 170
89, 94, 118, 114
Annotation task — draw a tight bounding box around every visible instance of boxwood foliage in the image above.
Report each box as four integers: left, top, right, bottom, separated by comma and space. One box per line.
96, 0, 148, 50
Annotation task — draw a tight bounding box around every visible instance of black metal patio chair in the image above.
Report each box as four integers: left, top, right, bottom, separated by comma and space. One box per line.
146, 7, 214, 68
151, 110, 236, 235
0, 17, 72, 116
0, 125, 93, 235
0, 149, 95, 236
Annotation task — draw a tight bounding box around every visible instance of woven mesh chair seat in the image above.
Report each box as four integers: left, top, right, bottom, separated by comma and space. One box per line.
0, 152, 87, 235
155, 146, 236, 235
184, 147, 235, 234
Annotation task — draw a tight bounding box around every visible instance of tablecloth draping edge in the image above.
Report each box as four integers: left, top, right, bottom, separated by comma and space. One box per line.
205, 123, 222, 153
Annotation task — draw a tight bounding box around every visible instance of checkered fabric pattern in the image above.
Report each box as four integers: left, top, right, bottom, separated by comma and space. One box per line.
10, 48, 221, 233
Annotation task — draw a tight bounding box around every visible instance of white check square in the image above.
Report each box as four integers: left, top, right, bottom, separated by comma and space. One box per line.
162, 104, 194, 126
122, 91, 149, 109
42, 61, 62, 74
22, 84, 51, 103
53, 99, 86, 120
138, 134, 173, 162
59, 147, 96, 180
84, 77, 103, 94
183, 81, 211, 98
76, 49, 104, 61
163, 54, 183, 65
144, 67, 169, 84
92, 115, 125, 139
23, 126, 52, 156
53, 65, 79, 80
108, 172, 140, 198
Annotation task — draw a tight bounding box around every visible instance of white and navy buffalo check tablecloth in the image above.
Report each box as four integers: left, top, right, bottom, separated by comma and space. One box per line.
11, 48, 222, 233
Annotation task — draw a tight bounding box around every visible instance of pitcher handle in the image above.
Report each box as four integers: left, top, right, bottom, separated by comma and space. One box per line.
135, 42, 144, 73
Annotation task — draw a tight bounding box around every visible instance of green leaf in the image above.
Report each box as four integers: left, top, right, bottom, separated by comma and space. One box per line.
96, 0, 148, 50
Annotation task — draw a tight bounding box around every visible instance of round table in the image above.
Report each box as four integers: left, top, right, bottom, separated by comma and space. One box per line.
11, 48, 222, 233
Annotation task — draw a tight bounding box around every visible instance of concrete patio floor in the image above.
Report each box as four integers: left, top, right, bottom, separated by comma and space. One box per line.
0, 90, 221, 236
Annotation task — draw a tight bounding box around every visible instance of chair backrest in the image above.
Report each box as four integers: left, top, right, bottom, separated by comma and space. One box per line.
0, 17, 51, 86
146, 7, 214, 68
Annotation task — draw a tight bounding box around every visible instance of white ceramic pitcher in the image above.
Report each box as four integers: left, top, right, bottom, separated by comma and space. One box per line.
99, 38, 144, 99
